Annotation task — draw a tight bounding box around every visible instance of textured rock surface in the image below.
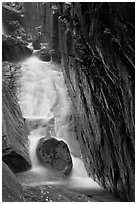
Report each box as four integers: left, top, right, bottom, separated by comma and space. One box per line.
23, 185, 97, 202
2, 162, 26, 202
2, 3, 24, 35
36, 137, 73, 175
2, 35, 32, 62
2, 81, 31, 173
2, 4, 23, 25
56, 2, 134, 202
2, 61, 21, 95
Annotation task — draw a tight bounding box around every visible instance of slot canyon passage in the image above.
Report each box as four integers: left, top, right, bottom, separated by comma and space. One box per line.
2, 2, 135, 202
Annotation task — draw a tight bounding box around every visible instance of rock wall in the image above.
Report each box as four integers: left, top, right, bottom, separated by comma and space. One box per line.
23, 2, 43, 36
2, 81, 31, 173
57, 2, 134, 202
42, 2, 61, 62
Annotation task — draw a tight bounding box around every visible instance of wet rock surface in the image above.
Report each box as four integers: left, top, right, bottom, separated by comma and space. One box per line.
2, 35, 32, 62
2, 161, 97, 202
33, 48, 51, 61
2, 81, 31, 173
57, 2, 135, 202
36, 137, 73, 175
23, 184, 97, 202
2, 162, 26, 202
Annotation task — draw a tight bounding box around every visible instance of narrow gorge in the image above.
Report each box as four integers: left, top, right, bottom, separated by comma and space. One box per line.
2, 2, 135, 202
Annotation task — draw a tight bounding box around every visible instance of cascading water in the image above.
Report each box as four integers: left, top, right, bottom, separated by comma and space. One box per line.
18, 56, 82, 170
17, 56, 118, 201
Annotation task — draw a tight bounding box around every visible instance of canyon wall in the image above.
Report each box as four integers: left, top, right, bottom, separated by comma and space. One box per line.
2, 63, 31, 173
55, 2, 134, 201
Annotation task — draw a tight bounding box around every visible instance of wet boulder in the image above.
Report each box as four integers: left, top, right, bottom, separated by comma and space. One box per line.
2, 81, 31, 173
2, 35, 32, 62
33, 48, 61, 63
32, 36, 41, 50
33, 48, 51, 61
2, 162, 26, 202
36, 137, 73, 175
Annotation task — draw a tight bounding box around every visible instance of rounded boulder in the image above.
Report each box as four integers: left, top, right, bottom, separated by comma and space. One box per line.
36, 137, 73, 176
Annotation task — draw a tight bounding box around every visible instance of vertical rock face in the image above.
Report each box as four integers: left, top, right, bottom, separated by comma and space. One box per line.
57, 2, 134, 202
23, 2, 43, 36
2, 61, 21, 95
42, 3, 61, 62
2, 81, 31, 173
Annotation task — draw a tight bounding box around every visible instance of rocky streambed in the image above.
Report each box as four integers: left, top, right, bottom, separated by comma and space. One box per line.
2, 162, 97, 202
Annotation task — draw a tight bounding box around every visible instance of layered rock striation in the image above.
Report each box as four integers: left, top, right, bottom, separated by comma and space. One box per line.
2, 81, 31, 173
56, 2, 135, 202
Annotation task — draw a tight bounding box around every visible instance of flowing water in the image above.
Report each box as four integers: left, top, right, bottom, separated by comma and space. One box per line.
17, 56, 119, 201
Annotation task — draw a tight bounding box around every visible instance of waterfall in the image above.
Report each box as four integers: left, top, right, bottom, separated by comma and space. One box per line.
18, 56, 86, 175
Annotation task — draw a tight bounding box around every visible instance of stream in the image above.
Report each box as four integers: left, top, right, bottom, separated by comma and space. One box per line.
16, 56, 119, 202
